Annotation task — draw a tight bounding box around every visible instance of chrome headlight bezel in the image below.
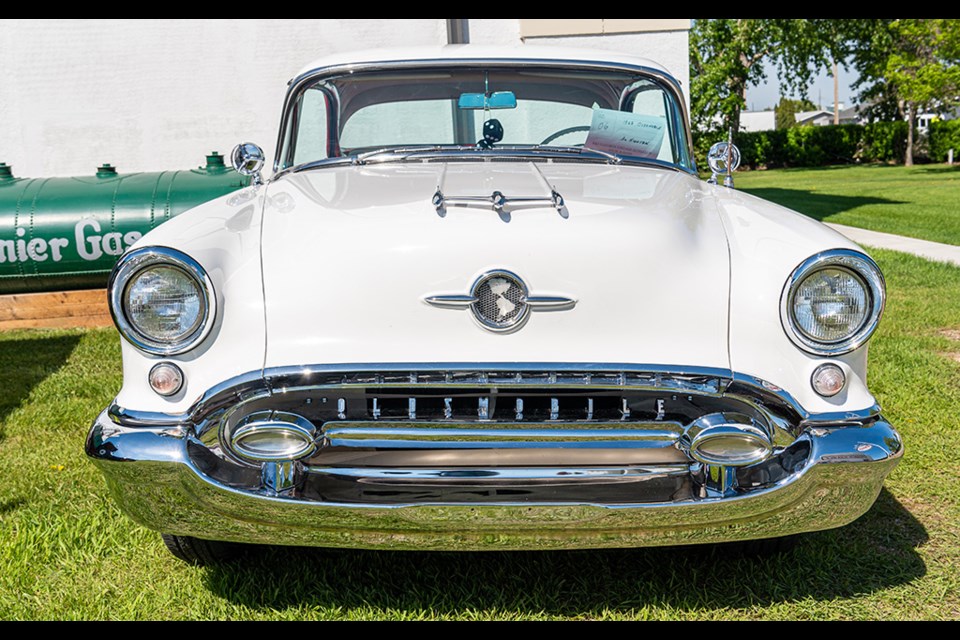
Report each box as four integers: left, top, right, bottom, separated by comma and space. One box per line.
780, 249, 885, 356
108, 246, 216, 356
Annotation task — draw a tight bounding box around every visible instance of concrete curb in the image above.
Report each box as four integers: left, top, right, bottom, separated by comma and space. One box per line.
826, 223, 960, 268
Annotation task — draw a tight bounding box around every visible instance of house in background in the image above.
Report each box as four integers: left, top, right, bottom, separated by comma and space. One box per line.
836, 104, 866, 125
740, 110, 776, 132
794, 109, 836, 127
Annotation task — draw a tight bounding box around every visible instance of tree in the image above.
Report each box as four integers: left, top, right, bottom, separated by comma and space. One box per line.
775, 97, 818, 129
850, 19, 960, 165
690, 20, 854, 138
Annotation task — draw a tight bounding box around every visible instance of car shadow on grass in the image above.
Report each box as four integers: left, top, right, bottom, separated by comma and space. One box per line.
0, 332, 82, 442
202, 487, 926, 614
738, 188, 905, 221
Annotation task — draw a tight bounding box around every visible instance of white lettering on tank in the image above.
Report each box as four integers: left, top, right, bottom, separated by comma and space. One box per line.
15, 227, 28, 262
123, 231, 142, 248
102, 232, 124, 256
26, 238, 48, 261
49, 238, 68, 262
75, 219, 103, 261
0, 240, 15, 263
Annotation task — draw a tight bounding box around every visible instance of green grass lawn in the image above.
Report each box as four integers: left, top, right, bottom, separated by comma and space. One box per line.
1, 248, 959, 619
736, 164, 960, 245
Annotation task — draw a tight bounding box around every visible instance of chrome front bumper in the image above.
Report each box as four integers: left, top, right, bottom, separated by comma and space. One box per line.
86, 408, 902, 550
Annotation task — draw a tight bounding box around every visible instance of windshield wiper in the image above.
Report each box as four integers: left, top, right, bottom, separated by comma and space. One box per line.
535, 145, 622, 165
355, 145, 476, 164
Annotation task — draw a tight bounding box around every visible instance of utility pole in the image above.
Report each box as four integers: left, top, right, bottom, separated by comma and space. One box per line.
833, 60, 840, 125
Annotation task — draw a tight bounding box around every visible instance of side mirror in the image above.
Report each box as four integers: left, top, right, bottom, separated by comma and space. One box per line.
231, 143, 265, 186
706, 142, 741, 188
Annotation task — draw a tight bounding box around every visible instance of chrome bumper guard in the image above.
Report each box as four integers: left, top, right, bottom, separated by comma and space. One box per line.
86, 366, 903, 549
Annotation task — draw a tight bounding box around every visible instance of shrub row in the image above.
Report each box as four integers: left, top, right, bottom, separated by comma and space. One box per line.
929, 120, 960, 163
693, 122, 910, 169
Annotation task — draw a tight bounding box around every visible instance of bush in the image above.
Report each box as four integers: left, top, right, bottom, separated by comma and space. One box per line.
929, 120, 960, 162
692, 121, 911, 170
859, 121, 908, 163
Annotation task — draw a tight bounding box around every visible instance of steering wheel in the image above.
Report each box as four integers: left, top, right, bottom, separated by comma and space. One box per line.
540, 125, 592, 146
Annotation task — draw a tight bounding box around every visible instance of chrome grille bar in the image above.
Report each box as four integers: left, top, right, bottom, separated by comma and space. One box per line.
321, 421, 684, 450
269, 369, 726, 394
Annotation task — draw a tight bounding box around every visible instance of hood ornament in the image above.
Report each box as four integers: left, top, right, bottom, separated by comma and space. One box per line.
432, 188, 565, 217
424, 270, 576, 333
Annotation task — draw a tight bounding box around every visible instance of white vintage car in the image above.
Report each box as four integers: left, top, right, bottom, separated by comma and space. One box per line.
86, 45, 902, 564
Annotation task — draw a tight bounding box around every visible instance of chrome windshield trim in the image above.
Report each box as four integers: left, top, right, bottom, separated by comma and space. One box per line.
108, 363, 881, 429
275, 149, 681, 183
273, 57, 695, 177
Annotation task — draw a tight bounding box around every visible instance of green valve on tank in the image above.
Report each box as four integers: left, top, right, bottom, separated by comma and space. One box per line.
203, 152, 228, 173
96, 164, 118, 178
0, 163, 14, 183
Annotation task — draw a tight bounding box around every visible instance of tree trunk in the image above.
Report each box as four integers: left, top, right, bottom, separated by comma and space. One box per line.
905, 102, 915, 167
731, 79, 746, 137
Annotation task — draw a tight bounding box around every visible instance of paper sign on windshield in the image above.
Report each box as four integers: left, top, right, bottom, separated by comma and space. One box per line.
584, 107, 665, 159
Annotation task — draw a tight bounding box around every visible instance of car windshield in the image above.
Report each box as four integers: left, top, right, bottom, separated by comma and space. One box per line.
278, 65, 693, 172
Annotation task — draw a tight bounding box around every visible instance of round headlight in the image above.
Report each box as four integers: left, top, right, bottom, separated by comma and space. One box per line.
781, 250, 884, 355
125, 266, 204, 342
109, 247, 215, 355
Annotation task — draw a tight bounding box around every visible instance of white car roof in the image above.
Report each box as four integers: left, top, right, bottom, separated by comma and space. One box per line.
291, 44, 675, 83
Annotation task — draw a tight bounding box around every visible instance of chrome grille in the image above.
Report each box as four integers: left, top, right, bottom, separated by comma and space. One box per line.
202, 367, 804, 470
248, 368, 733, 428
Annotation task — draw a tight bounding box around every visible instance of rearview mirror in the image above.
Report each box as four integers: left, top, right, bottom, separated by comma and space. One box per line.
457, 91, 517, 110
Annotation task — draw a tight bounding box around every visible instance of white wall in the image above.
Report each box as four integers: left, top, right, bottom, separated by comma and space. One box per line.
0, 19, 689, 178
740, 111, 777, 133
0, 19, 447, 178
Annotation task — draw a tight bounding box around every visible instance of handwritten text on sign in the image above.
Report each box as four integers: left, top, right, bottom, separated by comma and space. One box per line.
584, 107, 666, 159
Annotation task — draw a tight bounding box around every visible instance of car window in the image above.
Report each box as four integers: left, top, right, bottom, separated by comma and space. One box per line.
284, 67, 691, 170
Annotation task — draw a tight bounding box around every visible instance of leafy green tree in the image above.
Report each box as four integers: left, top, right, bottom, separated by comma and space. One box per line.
775, 97, 818, 129
850, 19, 960, 165
690, 19, 853, 138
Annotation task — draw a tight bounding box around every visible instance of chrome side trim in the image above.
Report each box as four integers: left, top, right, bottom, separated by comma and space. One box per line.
422, 294, 475, 308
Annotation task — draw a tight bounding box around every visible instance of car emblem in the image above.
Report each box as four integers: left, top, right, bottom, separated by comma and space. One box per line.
423, 270, 576, 333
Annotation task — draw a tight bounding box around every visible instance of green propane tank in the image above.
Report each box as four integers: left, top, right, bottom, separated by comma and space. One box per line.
0, 153, 251, 294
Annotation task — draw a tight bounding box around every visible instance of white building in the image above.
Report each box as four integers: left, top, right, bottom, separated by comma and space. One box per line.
0, 19, 690, 178
740, 110, 776, 132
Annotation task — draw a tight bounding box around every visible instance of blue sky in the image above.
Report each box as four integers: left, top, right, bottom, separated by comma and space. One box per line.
743, 59, 862, 111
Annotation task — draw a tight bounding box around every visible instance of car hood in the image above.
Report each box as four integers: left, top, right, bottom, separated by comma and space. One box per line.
260, 161, 731, 371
